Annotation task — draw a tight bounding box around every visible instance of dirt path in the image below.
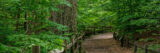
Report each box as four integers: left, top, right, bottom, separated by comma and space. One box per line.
82, 33, 133, 53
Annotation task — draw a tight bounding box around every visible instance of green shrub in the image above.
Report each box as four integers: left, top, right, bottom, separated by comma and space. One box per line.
5, 33, 67, 53
138, 38, 154, 42
148, 44, 160, 51
0, 43, 21, 53
137, 44, 160, 53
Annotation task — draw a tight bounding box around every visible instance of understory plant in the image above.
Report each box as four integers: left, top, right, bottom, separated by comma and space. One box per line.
0, 32, 69, 53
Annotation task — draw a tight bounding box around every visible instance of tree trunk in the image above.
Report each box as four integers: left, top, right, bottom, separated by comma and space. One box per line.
51, 0, 77, 34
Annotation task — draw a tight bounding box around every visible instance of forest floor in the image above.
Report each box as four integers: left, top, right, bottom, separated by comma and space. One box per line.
82, 33, 133, 53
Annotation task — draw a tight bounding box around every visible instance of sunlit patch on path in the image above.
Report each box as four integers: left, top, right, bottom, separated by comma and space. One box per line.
82, 33, 132, 53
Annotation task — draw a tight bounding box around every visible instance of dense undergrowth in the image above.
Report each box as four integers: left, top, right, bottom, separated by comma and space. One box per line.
0, 33, 69, 53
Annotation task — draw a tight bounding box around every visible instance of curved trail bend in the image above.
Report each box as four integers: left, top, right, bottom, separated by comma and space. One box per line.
82, 33, 132, 53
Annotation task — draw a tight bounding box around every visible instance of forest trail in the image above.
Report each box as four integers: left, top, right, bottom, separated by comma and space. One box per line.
82, 33, 133, 53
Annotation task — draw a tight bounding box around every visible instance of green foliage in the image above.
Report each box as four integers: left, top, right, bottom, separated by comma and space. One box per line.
77, 0, 111, 32
105, 0, 160, 39
2, 0, 160, 52
138, 38, 154, 42
0, 0, 71, 34
137, 43, 160, 53
148, 44, 160, 51
5, 33, 66, 53
0, 43, 21, 53
137, 48, 145, 53
0, 0, 71, 52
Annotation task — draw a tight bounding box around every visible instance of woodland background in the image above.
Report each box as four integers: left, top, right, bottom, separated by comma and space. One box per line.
0, 0, 160, 53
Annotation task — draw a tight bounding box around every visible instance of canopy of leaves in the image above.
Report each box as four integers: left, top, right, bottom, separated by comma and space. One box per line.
104, 0, 160, 38
77, 0, 113, 32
